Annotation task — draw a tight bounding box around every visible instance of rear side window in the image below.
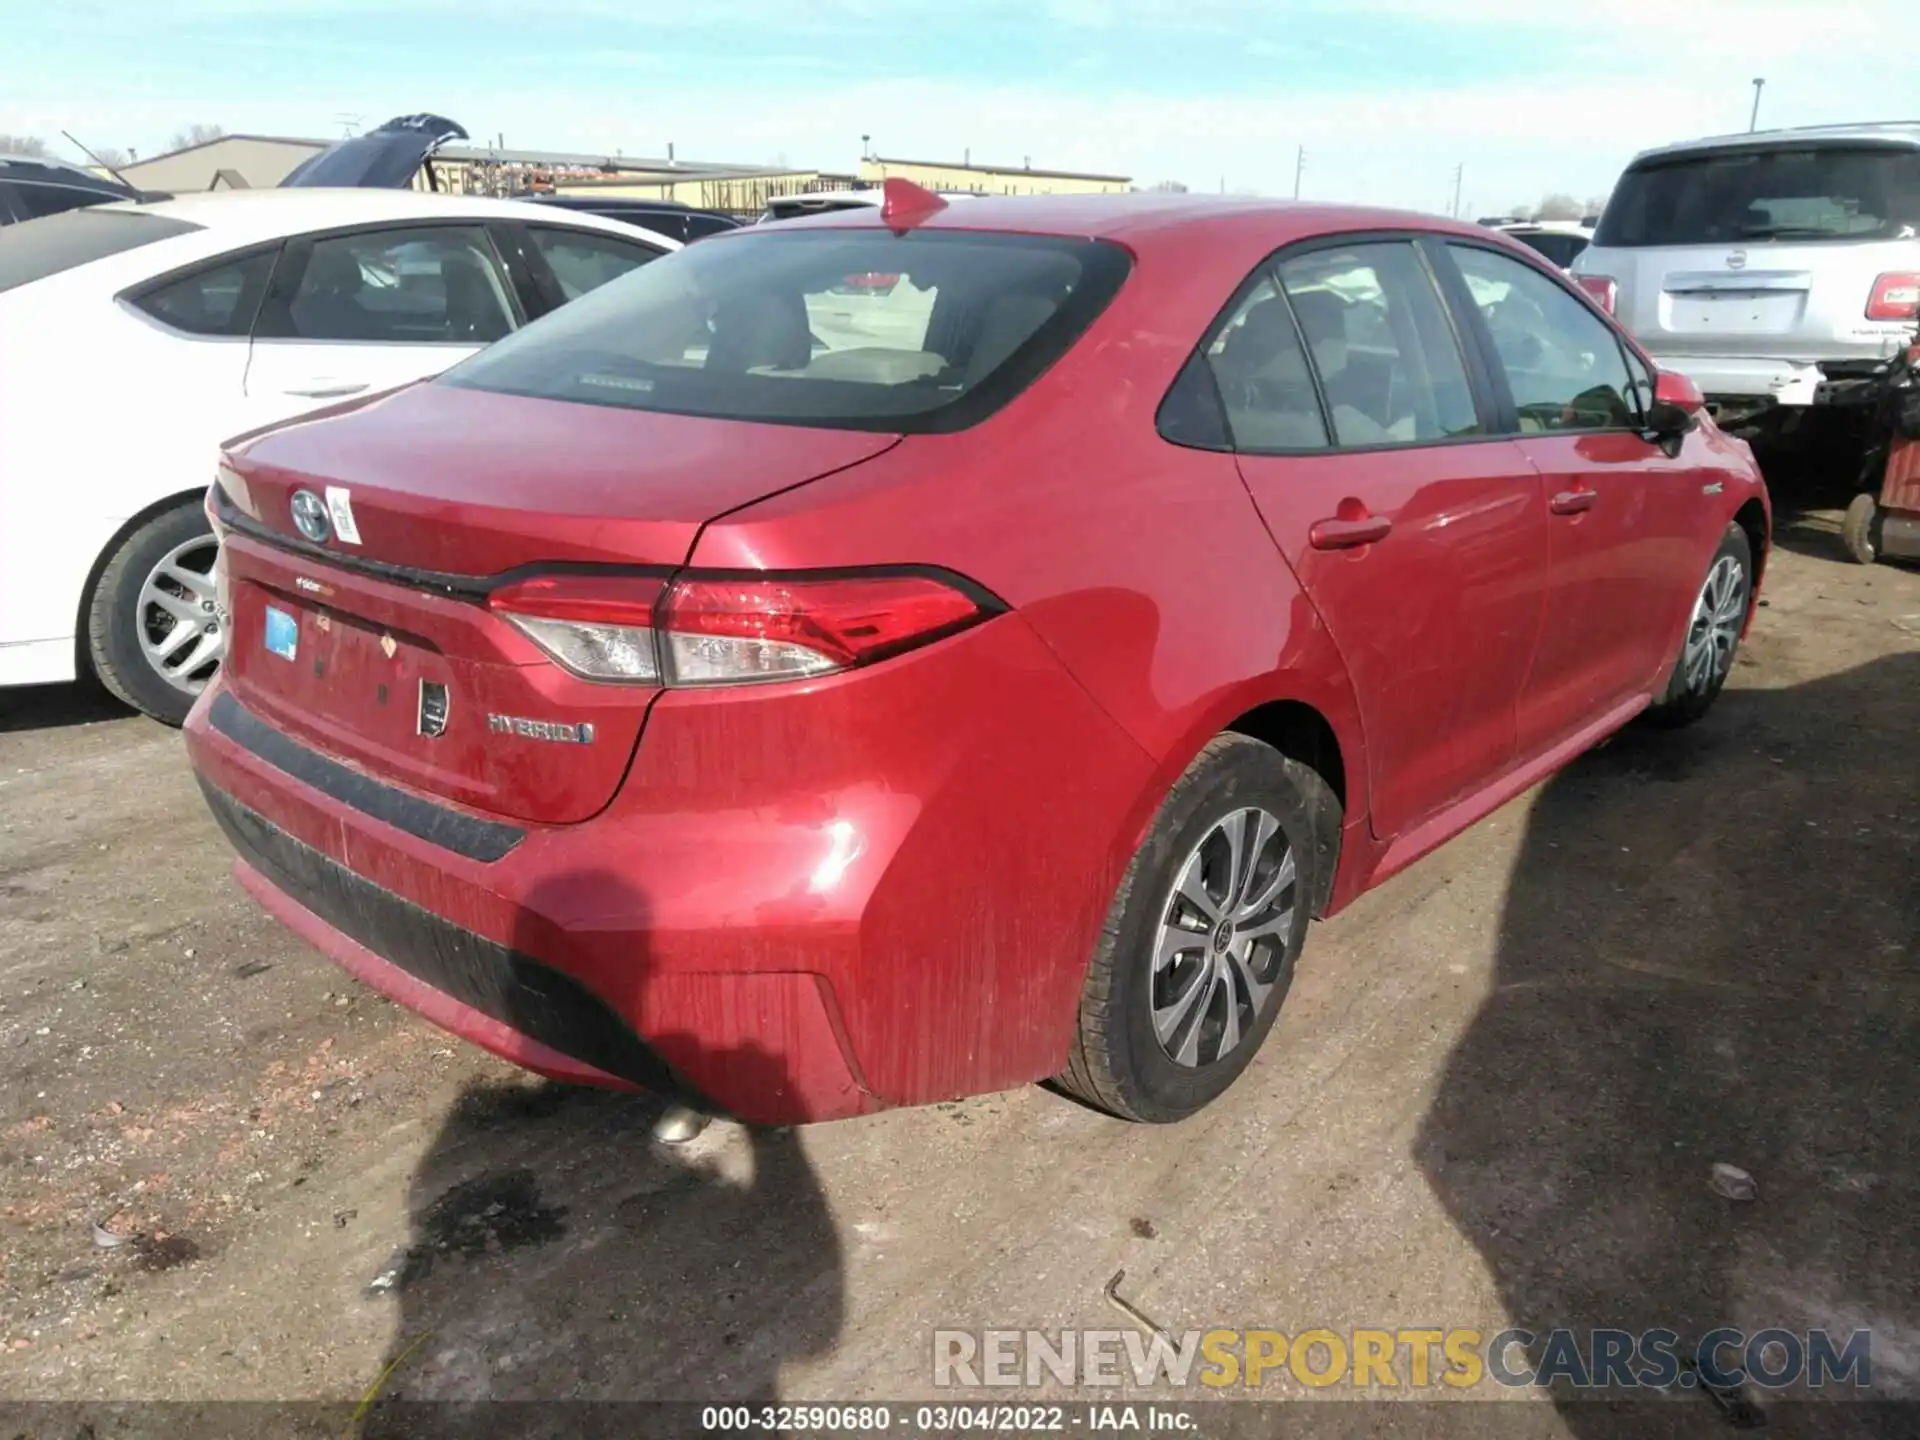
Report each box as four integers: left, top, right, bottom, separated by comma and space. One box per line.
1596, 145, 1920, 246
1449, 245, 1638, 432
265, 225, 517, 344
1191, 277, 1329, 450
444, 229, 1132, 433
525, 225, 660, 301
1277, 241, 1481, 447
129, 248, 276, 337
0, 208, 200, 293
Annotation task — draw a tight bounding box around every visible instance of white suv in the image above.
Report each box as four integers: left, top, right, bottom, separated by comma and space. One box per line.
1574, 122, 1920, 441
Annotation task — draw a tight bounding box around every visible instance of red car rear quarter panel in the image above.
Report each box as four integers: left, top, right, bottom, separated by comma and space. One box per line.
692, 221, 1374, 904
189, 609, 1154, 1114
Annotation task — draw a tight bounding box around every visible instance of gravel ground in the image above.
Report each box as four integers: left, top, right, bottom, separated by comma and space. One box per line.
1, 504, 1915, 1438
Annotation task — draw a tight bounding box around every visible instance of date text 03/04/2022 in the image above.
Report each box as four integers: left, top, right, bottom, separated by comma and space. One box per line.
699, 1403, 1196, 1433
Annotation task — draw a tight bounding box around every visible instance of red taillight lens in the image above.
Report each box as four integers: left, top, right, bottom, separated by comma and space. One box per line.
489, 570, 996, 687
1576, 274, 1617, 314
1867, 272, 1920, 321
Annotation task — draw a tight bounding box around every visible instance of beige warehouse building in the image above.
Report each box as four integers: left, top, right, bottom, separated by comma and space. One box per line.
858, 155, 1129, 195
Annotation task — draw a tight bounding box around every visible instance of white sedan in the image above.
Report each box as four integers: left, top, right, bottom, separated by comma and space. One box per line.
0, 188, 678, 723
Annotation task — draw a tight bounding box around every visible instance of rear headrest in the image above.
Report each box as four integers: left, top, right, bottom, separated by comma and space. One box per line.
706, 292, 812, 372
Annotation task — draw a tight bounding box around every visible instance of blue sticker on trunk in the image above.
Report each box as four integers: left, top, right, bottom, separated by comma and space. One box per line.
264, 606, 298, 661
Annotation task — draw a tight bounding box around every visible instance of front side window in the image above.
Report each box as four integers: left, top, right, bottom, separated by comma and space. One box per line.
525, 226, 661, 302
130, 248, 276, 337
273, 225, 516, 344
444, 229, 1130, 433
1449, 245, 1637, 433
1277, 241, 1481, 447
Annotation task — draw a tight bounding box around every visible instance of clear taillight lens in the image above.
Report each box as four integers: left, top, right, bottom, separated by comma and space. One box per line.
489, 570, 997, 688
1576, 274, 1617, 314
489, 575, 665, 684
1866, 272, 1920, 321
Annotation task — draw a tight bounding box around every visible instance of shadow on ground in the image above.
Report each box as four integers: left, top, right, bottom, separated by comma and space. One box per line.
0, 680, 131, 733
1417, 651, 1920, 1437
355, 869, 844, 1439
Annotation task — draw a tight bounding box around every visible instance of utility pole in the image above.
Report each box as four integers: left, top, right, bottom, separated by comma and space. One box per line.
1749, 78, 1766, 132
1451, 163, 1464, 219
1293, 145, 1304, 199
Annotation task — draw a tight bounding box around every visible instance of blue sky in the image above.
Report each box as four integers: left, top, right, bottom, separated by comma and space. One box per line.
4, 0, 1906, 210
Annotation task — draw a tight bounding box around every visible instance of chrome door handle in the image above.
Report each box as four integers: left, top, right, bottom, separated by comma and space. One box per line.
1550, 488, 1598, 515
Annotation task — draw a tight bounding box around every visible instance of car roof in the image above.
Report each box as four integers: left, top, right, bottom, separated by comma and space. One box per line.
90, 186, 682, 249
754, 191, 1490, 247
1630, 119, 1920, 166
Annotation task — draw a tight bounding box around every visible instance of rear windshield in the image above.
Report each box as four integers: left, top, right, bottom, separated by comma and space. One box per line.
443, 228, 1131, 432
0, 208, 199, 293
1595, 144, 1920, 247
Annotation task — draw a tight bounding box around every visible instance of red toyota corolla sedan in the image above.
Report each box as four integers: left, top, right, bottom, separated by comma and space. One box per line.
185, 184, 1770, 1126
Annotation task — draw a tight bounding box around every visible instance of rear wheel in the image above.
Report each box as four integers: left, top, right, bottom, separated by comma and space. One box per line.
1057, 734, 1335, 1123
86, 501, 224, 727
1646, 524, 1753, 728
1842, 491, 1882, 566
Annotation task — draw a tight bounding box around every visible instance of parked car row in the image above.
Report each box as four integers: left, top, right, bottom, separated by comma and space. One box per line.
0, 188, 680, 721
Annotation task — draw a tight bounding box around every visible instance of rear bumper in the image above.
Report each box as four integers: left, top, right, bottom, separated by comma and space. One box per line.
1648, 352, 1897, 412
184, 614, 1155, 1123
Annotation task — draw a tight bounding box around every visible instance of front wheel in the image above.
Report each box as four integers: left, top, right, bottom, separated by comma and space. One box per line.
1842, 492, 1882, 566
86, 501, 224, 727
1646, 523, 1753, 728
1056, 735, 1337, 1123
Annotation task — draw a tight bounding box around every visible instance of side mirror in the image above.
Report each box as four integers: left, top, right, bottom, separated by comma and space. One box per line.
1645, 369, 1704, 438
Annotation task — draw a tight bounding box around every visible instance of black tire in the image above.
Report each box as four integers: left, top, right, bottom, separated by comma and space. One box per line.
86, 500, 222, 727
1842, 491, 1882, 566
1646, 523, 1753, 729
1057, 734, 1337, 1123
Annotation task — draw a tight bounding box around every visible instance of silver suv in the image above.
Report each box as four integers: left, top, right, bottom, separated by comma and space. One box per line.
1574, 122, 1920, 437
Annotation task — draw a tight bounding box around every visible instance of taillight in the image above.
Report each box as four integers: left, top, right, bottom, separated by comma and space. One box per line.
488, 570, 997, 687
1867, 272, 1920, 321
489, 575, 667, 684
1576, 274, 1617, 314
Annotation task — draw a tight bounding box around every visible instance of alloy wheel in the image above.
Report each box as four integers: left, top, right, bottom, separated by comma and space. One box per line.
1151, 806, 1297, 1068
136, 537, 224, 697
1681, 553, 1748, 695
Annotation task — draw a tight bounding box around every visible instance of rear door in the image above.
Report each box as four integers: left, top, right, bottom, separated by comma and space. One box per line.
1443, 241, 1705, 754
1220, 236, 1552, 840
242, 222, 521, 414
1584, 141, 1920, 370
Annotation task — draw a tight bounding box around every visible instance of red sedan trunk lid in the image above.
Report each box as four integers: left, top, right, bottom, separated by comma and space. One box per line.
226, 383, 900, 574
217, 383, 900, 826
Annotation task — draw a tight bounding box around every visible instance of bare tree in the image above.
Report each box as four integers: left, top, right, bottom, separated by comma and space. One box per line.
1583, 194, 1610, 218
88, 145, 130, 168
1535, 192, 1583, 221
168, 123, 226, 153
0, 134, 51, 158
1147, 179, 1190, 193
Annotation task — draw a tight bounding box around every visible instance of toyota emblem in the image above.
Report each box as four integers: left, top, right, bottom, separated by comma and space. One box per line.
1726, 249, 1748, 271
290, 489, 332, 544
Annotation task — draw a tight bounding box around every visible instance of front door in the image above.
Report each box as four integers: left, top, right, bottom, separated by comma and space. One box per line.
241, 222, 521, 423
1443, 242, 1702, 755
1216, 238, 1553, 840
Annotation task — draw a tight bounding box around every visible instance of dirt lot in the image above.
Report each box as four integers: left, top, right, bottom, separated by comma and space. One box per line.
2, 505, 1916, 1436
